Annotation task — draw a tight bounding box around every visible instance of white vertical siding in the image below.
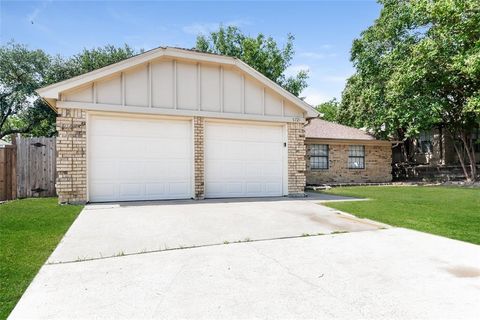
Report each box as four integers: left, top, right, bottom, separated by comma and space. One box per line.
200, 65, 221, 112
176, 62, 197, 110
223, 68, 243, 113
61, 58, 305, 119
244, 79, 263, 115
96, 75, 122, 105
151, 60, 174, 108
125, 65, 148, 107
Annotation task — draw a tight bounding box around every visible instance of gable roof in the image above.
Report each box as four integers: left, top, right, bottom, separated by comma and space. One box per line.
305, 118, 379, 141
37, 46, 318, 118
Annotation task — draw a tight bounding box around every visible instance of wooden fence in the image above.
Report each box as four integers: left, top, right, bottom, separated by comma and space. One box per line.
0, 136, 56, 201
0, 145, 16, 201
16, 136, 56, 198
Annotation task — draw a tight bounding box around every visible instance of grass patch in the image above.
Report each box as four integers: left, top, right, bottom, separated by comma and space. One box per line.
0, 198, 83, 319
321, 186, 480, 245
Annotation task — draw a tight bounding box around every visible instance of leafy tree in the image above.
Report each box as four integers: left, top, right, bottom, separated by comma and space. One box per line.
0, 43, 138, 139
0, 42, 52, 139
338, 0, 480, 181
196, 25, 308, 96
316, 99, 339, 122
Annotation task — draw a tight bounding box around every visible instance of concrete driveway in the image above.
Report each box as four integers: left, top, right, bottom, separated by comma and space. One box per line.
9, 194, 480, 319
46, 192, 380, 263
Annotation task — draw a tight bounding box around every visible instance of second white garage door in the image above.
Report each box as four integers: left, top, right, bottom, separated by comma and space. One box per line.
89, 115, 192, 202
205, 122, 285, 198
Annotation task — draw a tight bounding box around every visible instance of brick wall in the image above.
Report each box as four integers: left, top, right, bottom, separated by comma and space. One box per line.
288, 122, 306, 195
56, 108, 87, 204
193, 116, 205, 199
306, 141, 392, 184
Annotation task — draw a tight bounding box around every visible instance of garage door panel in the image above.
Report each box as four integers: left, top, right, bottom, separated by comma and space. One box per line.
118, 160, 145, 180
243, 143, 265, 158
225, 183, 243, 195
89, 116, 192, 202
119, 183, 144, 198
90, 118, 122, 136
143, 161, 167, 179
166, 160, 191, 179
205, 140, 243, 159
90, 160, 118, 181
263, 162, 283, 176
245, 182, 262, 194
89, 183, 116, 200
146, 139, 189, 158
265, 182, 282, 193
245, 163, 262, 177
145, 183, 166, 197
262, 144, 283, 159
167, 182, 191, 196
205, 122, 285, 198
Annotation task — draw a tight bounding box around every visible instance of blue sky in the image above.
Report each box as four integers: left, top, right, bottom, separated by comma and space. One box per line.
1, 0, 381, 105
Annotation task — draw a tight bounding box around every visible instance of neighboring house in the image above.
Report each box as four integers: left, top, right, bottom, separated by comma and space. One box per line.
392, 127, 480, 180
304, 119, 393, 184
393, 127, 480, 166
37, 47, 318, 204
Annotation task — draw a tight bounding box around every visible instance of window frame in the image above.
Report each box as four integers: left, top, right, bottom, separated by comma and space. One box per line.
348, 145, 365, 169
309, 144, 329, 170
418, 131, 433, 154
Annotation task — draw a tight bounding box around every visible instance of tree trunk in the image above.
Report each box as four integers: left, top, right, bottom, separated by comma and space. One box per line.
447, 129, 472, 181
461, 134, 477, 181
453, 141, 471, 181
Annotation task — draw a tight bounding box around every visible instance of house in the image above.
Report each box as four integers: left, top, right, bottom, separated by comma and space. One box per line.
392, 127, 480, 180
304, 119, 393, 184
37, 47, 318, 203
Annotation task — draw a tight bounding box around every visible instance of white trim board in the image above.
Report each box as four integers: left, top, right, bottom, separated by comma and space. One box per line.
57, 101, 305, 123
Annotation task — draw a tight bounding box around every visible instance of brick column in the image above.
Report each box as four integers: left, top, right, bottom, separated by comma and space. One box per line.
193, 116, 205, 199
288, 122, 306, 196
56, 108, 87, 204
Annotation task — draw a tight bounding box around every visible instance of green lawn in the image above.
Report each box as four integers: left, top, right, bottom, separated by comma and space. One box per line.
0, 198, 83, 319
321, 186, 480, 245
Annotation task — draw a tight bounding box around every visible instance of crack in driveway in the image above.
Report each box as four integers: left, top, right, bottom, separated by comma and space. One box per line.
46, 229, 390, 266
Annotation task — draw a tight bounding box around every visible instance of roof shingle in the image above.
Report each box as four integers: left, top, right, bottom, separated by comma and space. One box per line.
305, 118, 376, 141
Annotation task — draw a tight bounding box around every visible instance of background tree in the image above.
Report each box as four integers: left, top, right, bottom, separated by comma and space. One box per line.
0, 43, 52, 139
196, 25, 308, 96
316, 99, 339, 122
0, 43, 138, 140
338, 0, 480, 181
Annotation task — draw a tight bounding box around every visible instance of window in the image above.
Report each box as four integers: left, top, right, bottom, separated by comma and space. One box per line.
418, 131, 433, 154
348, 145, 365, 169
310, 144, 329, 169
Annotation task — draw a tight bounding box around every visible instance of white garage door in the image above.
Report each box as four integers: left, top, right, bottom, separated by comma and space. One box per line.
89, 116, 192, 202
205, 122, 285, 198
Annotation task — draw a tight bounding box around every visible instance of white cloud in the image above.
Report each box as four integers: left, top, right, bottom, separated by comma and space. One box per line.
284, 64, 310, 77
182, 23, 220, 36
26, 0, 52, 32
182, 19, 252, 36
27, 8, 41, 23
319, 74, 350, 83
302, 88, 334, 106
299, 52, 337, 59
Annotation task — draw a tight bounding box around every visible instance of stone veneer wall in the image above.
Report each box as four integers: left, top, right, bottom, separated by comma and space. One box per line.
306, 142, 392, 184
287, 122, 307, 195
193, 116, 205, 199
56, 108, 87, 204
